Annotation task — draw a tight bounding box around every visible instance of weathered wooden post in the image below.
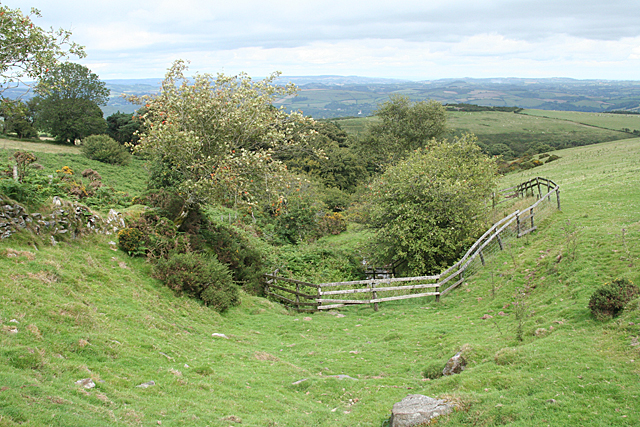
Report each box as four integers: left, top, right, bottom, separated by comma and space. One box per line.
516, 212, 521, 237
536, 177, 542, 199
296, 283, 301, 312
371, 280, 379, 312
556, 187, 561, 210
530, 207, 535, 229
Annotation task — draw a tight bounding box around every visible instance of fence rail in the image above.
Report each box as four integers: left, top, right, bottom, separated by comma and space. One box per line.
265, 177, 561, 312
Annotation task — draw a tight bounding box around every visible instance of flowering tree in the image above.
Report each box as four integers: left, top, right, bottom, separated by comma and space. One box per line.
0, 5, 84, 96
135, 60, 315, 214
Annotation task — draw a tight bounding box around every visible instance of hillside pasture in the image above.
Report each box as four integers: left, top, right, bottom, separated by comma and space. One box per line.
0, 137, 639, 425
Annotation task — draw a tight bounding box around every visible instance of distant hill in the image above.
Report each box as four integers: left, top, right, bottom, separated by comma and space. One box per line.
5, 77, 640, 118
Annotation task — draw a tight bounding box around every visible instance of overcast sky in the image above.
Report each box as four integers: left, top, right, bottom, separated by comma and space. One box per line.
7, 0, 640, 81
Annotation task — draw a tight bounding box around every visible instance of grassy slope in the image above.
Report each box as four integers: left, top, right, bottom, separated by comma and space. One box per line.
521, 110, 640, 133
1, 138, 640, 426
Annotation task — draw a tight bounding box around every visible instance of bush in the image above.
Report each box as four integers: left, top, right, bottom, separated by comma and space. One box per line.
81, 134, 130, 165
545, 154, 560, 163
153, 252, 239, 312
199, 220, 265, 295
588, 278, 639, 319
117, 227, 146, 256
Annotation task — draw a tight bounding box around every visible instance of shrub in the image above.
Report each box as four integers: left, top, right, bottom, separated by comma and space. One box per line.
199, 220, 265, 294
153, 252, 239, 312
81, 134, 130, 165
546, 154, 560, 163
317, 212, 347, 236
588, 278, 638, 319
117, 227, 146, 256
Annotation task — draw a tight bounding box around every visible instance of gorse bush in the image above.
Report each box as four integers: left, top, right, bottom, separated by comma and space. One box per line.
199, 219, 265, 295
588, 278, 638, 319
153, 252, 239, 312
117, 227, 146, 256
81, 134, 130, 166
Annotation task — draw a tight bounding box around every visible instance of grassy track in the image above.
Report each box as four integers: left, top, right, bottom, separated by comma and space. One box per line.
1, 138, 639, 426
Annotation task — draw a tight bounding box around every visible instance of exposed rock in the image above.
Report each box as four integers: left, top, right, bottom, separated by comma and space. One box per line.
327, 374, 357, 380
75, 378, 96, 389
481, 314, 493, 320
390, 394, 455, 427
136, 380, 156, 388
443, 351, 466, 376
212, 333, 229, 339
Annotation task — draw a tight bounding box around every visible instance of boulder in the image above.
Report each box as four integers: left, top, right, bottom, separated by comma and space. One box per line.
390, 394, 455, 427
442, 351, 466, 376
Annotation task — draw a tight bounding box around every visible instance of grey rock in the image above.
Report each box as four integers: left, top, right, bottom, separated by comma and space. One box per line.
136, 380, 156, 388
390, 394, 455, 427
327, 375, 357, 380
443, 351, 466, 376
75, 378, 96, 389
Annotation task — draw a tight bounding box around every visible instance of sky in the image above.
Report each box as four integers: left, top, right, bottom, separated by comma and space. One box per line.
6, 0, 640, 81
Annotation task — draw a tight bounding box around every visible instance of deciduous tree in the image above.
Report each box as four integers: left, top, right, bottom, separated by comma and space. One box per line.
0, 5, 84, 96
366, 134, 497, 275
361, 95, 447, 169
32, 62, 109, 143
135, 60, 314, 212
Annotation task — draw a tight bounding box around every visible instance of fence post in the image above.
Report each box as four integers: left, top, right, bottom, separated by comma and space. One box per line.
536, 177, 542, 199
479, 251, 485, 266
516, 212, 521, 237
317, 286, 322, 311
530, 207, 535, 229
371, 280, 379, 312
296, 283, 300, 312
556, 188, 561, 210
497, 232, 504, 250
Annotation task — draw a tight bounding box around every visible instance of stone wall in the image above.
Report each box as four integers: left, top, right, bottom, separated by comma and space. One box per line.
0, 196, 123, 242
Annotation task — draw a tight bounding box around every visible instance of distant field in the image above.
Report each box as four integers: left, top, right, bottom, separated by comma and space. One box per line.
332, 110, 633, 156
522, 109, 640, 132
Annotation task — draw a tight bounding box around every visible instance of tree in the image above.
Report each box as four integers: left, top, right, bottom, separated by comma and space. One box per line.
135, 60, 314, 212
0, 99, 37, 138
360, 95, 447, 169
106, 110, 143, 146
0, 5, 84, 96
32, 62, 109, 143
365, 134, 498, 275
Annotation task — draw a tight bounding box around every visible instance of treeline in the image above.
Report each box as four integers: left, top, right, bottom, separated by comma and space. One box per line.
445, 103, 523, 113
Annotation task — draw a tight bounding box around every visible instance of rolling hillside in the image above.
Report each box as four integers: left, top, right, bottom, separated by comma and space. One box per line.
1, 134, 639, 425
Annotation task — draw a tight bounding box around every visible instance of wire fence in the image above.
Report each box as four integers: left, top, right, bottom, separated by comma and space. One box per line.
265, 177, 561, 312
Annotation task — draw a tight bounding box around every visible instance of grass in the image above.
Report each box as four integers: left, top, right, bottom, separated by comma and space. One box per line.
1, 137, 640, 426
333, 110, 633, 156
0, 140, 149, 200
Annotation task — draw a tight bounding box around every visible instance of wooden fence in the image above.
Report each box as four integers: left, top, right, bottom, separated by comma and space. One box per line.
265, 177, 560, 312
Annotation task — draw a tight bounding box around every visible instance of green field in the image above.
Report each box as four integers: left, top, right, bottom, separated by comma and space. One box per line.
332, 110, 634, 157
1, 131, 639, 425
522, 110, 640, 133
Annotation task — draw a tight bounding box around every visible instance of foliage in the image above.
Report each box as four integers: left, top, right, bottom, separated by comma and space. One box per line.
0, 99, 37, 138
13, 150, 36, 182
588, 278, 638, 320
360, 95, 447, 168
134, 60, 314, 211
117, 227, 146, 256
106, 110, 143, 146
81, 134, 130, 165
199, 219, 266, 294
276, 121, 369, 192
0, 5, 84, 94
153, 252, 239, 312
366, 134, 498, 275
32, 62, 108, 143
